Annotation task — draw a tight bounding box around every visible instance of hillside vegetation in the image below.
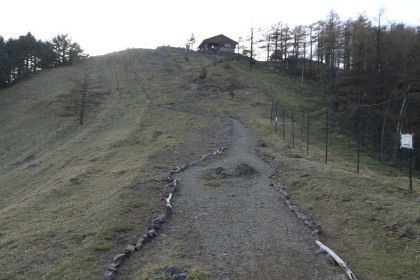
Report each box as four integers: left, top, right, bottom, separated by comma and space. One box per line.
0, 47, 418, 279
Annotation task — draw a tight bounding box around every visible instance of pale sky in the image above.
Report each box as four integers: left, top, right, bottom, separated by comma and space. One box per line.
1, 0, 419, 56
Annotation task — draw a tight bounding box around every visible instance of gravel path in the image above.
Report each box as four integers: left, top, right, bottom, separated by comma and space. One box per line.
118, 118, 338, 279
172, 118, 336, 279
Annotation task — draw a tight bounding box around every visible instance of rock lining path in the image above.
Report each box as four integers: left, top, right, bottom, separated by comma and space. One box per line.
118, 118, 338, 279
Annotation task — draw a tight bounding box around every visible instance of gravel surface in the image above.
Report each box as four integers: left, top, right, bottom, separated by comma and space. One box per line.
174, 119, 336, 279
118, 118, 338, 279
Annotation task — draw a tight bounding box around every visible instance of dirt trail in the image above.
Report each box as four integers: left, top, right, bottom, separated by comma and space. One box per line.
118, 117, 337, 279
173, 118, 336, 279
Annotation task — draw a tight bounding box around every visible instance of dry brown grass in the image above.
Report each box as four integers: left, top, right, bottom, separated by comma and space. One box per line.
0, 47, 418, 279
0, 48, 212, 279
185, 56, 419, 279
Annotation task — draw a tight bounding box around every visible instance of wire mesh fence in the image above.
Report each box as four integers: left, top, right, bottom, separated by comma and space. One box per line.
269, 91, 417, 191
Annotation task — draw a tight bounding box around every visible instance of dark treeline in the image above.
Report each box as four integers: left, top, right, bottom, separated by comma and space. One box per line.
249, 11, 420, 167
0, 32, 87, 88
260, 11, 420, 96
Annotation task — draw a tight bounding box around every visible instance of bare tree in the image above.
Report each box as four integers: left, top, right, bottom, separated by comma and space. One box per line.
186, 33, 196, 50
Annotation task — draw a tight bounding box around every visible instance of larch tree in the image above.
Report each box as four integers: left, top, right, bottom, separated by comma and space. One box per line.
51, 34, 87, 66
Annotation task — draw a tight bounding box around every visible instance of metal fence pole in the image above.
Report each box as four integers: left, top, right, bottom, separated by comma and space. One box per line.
275, 102, 278, 134
357, 91, 361, 173
282, 109, 285, 139
292, 109, 295, 148
326, 108, 329, 164
301, 111, 305, 136
307, 110, 309, 155
405, 84, 413, 191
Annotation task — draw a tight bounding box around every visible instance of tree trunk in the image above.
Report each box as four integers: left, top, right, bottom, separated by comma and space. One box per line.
309, 26, 313, 77
379, 98, 390, 161
390, 97, 406, 166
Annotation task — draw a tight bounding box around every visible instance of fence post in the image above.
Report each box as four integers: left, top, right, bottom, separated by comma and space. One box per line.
326, 108, 329, 164
330, 116, 333, 146
282, 109, 285, 139
307, 110, 309, 155
271, 99, 274, 125
378, 124, 381, 162
292, 109, 295, 148
301, 111, 305, 136
405, 84, 413, 191
275, 102, 278, 134
357, 91, 361, 173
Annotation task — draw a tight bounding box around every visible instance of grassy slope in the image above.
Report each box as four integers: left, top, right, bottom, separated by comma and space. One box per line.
175, 55, 419, 279
0, 52, 155, 279
0, 47, 418, 279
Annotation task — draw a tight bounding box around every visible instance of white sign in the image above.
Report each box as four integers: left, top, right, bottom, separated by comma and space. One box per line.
400, 134, 414, 149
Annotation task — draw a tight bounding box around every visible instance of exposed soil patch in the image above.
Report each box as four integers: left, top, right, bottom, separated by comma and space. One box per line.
233, 163, 258, 177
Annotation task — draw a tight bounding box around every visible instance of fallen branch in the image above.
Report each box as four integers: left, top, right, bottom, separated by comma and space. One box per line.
165, 192, 173, 210
315, 240, 357, 280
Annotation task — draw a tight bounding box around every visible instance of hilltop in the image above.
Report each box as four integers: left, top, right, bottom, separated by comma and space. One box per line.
0, 47, 418, 279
